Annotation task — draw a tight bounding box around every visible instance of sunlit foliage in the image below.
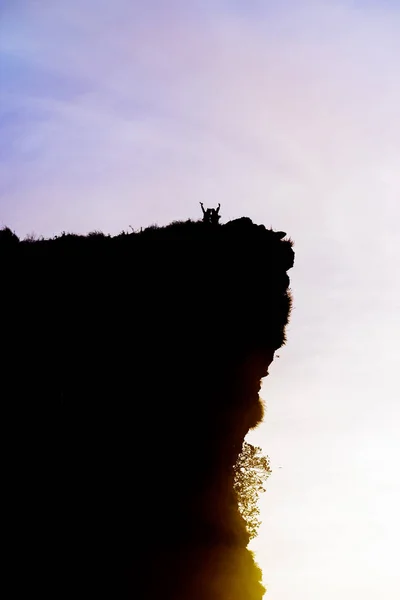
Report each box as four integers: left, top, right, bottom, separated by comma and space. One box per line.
234, 442, 271, 540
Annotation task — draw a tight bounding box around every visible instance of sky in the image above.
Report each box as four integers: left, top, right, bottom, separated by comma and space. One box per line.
1, 0, 400, 597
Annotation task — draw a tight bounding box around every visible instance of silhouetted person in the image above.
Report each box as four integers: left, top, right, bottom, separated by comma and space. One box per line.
210, 203, 221, 225
200, 202, 221, 225
200, 202, 211, 223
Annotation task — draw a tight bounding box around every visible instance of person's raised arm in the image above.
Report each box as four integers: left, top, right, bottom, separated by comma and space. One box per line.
216, 203, 221, 214
200, 202, 206, 215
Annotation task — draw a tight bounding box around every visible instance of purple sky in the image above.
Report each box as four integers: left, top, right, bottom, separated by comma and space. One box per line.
1, 1, 400, 598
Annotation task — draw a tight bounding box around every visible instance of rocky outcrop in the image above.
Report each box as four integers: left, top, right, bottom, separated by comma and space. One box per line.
1, 218, 294, 599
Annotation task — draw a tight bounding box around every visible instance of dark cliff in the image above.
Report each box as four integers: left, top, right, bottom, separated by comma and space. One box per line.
1, 217, 294, 599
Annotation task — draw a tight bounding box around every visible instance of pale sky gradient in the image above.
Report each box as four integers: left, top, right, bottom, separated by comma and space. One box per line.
1, 1, 400, 598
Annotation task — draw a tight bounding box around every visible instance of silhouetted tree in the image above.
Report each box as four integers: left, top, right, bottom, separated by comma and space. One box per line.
234, 442, 271, 540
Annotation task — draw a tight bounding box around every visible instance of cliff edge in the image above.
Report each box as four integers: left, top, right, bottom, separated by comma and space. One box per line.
1, 216, 294, 599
